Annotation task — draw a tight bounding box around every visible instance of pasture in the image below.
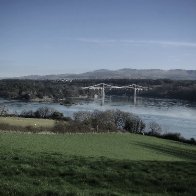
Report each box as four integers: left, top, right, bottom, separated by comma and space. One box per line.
0, 132, 195, 195
0, 116, 55, 128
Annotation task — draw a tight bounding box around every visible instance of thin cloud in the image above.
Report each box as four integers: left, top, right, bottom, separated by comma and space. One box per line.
75, 38, 196, 48
75, 38, 117, 44
128, 40, 196, 48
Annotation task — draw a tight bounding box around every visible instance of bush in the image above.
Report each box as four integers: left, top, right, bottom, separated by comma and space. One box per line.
53, 121, 67, 133
20, 110, 35, 118
125, 118, 145, 133
0, 105, 8, 116
20, 107, 64, 120
91, 110, 116, 131
73, 111, 91, 123
73, 110, 145, 133
67, 121, 92, 133
34, 107, 54, 118
147, 121, 162, 136
189, 138, 196, 145
53, 120, 92, 133
162, 132, 183, 141
51, 111, 64, 119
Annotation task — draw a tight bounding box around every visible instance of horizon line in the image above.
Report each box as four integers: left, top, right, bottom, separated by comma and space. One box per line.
1, 68, 196, 78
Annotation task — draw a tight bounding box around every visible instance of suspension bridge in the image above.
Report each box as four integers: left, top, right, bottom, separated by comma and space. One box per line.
82, 83, 148, 105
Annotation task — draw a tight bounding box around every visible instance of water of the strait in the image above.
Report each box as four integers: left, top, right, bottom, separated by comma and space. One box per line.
1, 96, 196, 139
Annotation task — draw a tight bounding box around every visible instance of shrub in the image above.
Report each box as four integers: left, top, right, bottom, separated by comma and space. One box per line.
162, 132, 182, 141
34, 107, 54, 118
73, 110, 145, 133
53, 121, 67, 133
0, 123, 10, 130
20, 110, 35, 118
189, 138, 196, 145
91, 110, 116, 131
0, 105, 8, 116
125, 118, 145, 133
147, 121, 162, 136
51, 111, 64, 119
73, 111, 91, 122
67, 121, 92, 133
20, 107, 64, 120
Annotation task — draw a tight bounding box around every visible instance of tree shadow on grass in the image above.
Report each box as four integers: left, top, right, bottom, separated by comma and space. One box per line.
134, 141, 196, 161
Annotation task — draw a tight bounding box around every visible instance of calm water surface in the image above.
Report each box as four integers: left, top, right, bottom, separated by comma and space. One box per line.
1, 96, 196, 139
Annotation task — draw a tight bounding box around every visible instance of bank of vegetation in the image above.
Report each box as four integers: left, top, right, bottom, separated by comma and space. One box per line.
0, 108, 145, 134
0, 105, 195, 145
0, 78, 196, 102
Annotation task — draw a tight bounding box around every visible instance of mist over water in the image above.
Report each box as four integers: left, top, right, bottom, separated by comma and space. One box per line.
1, 96, 196, 139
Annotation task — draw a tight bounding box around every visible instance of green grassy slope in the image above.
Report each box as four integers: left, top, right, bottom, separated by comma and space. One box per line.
0, 133, 195, 195
1, 133, 195, 161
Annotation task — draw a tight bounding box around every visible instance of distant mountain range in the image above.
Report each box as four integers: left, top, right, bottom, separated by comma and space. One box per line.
18, 69, 196, 80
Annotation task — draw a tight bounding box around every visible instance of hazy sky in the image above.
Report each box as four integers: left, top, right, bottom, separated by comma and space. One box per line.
0, 0, 196, 76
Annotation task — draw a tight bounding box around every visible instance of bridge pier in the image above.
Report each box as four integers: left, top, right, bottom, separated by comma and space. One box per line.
101, 85, 105, 105
134, 87, 137, 105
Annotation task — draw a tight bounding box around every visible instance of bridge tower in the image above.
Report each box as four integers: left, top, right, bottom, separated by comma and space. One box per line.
82, 83, 148, 105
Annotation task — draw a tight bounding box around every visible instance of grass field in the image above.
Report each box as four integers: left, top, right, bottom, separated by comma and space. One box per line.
0, 132, 195, 195
0, 116, 55, 128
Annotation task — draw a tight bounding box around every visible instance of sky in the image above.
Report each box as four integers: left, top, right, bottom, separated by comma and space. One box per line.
0, 0, 196, 77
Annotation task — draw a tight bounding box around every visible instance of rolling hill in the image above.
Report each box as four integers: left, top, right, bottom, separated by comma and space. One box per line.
19, 68, 196, 80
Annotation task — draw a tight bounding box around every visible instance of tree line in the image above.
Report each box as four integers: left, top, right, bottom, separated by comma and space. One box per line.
0, 79, 196, 102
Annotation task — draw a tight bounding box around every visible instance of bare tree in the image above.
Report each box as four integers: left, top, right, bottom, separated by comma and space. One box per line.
148, 121, 162, 136
34, 107, 55, 118
0, 105, 8, 116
